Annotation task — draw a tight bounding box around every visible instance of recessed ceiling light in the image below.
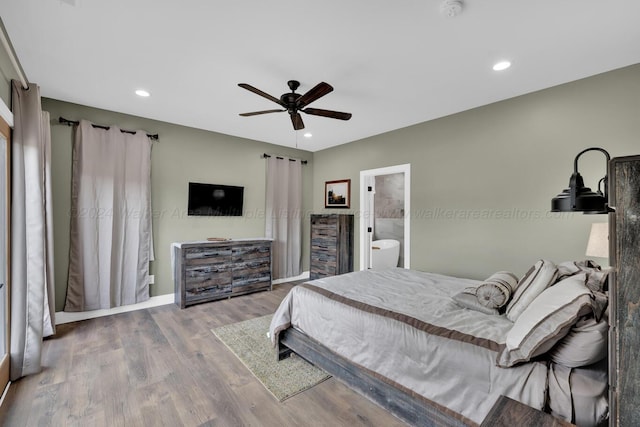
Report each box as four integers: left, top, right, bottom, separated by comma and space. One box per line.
304, 132, 312, 138
135, 89, 151, 97
492, 61, 511, 71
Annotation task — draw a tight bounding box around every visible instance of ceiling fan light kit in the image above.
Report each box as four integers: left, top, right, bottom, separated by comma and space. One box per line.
238, 80, 352, 131
440, 0, 463, 18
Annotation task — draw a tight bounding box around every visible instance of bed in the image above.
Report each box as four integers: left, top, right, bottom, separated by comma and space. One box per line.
269, 266, 609, 427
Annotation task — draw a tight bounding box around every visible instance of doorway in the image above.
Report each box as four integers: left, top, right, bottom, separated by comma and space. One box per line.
359, 164, 410, 271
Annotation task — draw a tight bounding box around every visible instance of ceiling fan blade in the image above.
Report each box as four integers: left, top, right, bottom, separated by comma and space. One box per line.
302, 107, 352, 121
238, 83, 282, 105
296, 82, 333, 108
291, 112, 305, 130
239, 109, 285, 117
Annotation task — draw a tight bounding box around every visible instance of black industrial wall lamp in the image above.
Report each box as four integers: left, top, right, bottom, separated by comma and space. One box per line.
550, 147, 611, 214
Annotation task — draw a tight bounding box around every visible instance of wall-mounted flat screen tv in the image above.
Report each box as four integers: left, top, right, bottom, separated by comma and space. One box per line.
188, 182, 244, 216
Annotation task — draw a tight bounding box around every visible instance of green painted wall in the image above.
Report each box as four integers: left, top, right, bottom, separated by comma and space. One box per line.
0, 46, 13, 107
0, 35, 18, 110
313, 64, 640, 280
16, 62, 640, 311
43, 98, 313, 311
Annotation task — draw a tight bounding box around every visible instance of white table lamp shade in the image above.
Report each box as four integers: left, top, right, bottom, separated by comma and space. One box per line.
586, 223, 609, 258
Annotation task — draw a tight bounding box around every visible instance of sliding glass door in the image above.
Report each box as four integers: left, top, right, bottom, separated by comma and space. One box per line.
0, 117, 10, 393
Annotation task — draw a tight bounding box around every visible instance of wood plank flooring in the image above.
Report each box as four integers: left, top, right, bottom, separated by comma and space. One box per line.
0, 282, 408, 427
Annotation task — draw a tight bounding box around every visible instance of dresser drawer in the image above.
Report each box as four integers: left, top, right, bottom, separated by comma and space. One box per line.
310, 261, 337, 275
185, 264, 232, 283
311, 238, 337, 251
184, 246, 232, 265
311, 250, 336, 263
312, 226, 338, 238
232, 243, 271, 259
311, 215, 337, 227
185, 265, 232, 297
233, 259, 271, 277
232, 272, 271, 289
185, 284, 232, 303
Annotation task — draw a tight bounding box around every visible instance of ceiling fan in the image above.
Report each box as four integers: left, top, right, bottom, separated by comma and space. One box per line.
238, 80, 352, 130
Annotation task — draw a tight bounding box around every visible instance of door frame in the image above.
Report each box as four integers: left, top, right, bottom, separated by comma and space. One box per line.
359, 164, 411, 270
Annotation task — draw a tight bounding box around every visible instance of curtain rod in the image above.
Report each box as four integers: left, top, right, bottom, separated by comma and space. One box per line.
59, 117, 159, 141
262, 153, 307, 165
0, 17, 29, 89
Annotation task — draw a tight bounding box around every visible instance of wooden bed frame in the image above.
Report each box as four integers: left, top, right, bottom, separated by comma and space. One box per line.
276, 156, 640, 426
277, 327, 470, 427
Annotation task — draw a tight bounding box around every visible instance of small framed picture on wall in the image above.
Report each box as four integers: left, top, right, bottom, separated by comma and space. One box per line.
325, 179, 350, 208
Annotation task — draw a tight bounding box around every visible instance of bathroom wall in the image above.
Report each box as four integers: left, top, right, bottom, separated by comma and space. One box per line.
374, 172, 404, 267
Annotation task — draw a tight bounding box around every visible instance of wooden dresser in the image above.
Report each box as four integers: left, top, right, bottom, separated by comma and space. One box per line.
310, 214, 354, 280
609, 155, 640, 426
172, 238, 272, 308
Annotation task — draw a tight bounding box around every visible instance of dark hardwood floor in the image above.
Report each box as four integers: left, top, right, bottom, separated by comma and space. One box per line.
0, 282, 408, 426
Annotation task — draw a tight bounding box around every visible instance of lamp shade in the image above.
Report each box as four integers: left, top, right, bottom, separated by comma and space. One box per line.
550, 147, 610, 214
550, 173, 608, 213
586, 222, 609, 258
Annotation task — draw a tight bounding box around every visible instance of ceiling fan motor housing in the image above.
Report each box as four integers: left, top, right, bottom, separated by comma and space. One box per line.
282, 80, 302, 111
281, 92, 302, 110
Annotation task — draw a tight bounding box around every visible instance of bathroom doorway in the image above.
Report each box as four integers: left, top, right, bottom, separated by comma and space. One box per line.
359, 164, 410, 270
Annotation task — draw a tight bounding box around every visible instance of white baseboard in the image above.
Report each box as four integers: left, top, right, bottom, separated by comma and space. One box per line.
272, 271, 309, 285
55, 293, 175, 325
54, 271, 310, 325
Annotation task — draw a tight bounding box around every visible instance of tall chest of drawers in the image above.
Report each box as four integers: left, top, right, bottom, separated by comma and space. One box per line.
173, 238, 272, 308
310, 214, 354, 280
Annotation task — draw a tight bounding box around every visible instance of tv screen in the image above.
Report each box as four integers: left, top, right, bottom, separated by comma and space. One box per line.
188, 182, 244, 216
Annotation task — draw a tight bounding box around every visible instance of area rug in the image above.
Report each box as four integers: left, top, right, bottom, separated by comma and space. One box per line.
212, 314, 331, 401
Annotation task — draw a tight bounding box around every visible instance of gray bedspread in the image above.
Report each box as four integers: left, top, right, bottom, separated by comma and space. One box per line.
269, 268, 606, 426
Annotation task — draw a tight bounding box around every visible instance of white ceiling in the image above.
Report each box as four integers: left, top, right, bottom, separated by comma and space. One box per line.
2, 0, 640, 152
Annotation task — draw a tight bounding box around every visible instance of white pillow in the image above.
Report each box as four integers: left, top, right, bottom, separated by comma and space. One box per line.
497, 273, 593, 367
506, 259, 558, 322
549, 312, 608, 367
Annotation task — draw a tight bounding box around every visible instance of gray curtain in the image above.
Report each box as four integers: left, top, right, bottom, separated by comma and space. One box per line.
265, 156, 302, 279
10, 80, 55, 380
64, 120, 153, 311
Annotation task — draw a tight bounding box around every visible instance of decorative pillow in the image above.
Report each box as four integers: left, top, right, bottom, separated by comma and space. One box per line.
557, 260, 608, 292
452, 287, 499, 315
475, 271, 518, 309
548, 312, 608, 368
497, 273, 594, 368
556, 261, 581, 281
506, 260, 559, 322
586, 270, 608, 292
554, 261, 609, 321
